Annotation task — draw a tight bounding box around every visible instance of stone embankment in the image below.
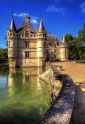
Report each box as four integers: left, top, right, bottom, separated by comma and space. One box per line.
39, 74, 77, 124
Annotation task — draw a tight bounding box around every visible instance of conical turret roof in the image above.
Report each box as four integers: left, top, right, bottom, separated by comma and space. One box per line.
38, 18, 46, 33
9, 16, 16, 31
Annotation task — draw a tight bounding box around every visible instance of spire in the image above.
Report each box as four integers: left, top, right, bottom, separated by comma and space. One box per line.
38, 18, 46, 33
9, 16, 16, 31
24, 16, 30, 26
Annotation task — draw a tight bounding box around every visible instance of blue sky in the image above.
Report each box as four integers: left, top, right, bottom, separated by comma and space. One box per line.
0, 0, 85, 48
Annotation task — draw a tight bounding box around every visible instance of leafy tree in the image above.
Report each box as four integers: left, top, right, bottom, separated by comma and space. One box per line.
78, 23, 85, 41
45, 34, 57, 62
65, 33, 73, 43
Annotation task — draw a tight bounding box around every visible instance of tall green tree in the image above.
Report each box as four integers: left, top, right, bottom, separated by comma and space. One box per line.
78, 23, 85, 41
65, 33, 73, 43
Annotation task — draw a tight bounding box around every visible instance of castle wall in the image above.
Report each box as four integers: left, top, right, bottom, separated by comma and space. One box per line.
13, 37, 45, 68
7, 32, 17, 68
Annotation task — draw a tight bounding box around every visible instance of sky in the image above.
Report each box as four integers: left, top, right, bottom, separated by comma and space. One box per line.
0, 0, 85, 48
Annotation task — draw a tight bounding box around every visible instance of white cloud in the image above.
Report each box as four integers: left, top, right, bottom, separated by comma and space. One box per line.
13, 12, 39, 24
80, 2, 85, 13
13, 12, 29, 17
46, 5, 65, 15
31, 19, 38, 24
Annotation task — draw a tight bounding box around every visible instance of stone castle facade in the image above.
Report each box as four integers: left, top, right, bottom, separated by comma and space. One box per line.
7, 16, 68, 69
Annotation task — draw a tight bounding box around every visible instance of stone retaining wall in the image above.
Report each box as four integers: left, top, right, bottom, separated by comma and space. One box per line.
39, 74, 77, 124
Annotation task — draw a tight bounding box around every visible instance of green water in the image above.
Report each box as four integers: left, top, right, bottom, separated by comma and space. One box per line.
0, 68, 51, 124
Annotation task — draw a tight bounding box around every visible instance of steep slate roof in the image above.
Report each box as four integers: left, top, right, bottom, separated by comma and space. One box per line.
38, 18, 46, 33
9, 17, 16, 31
9, 16, 47, 34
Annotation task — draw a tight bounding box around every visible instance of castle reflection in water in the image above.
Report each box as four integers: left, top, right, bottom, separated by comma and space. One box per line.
7, 67, 51, 97
0, 67, 51, 124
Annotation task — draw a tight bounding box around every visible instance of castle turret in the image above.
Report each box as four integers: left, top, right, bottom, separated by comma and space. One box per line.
9, 16, 16, 31
58, 36, 68, 61
38, 18, 46, 33
37, 18, 47, 69
7, 16, 17, 68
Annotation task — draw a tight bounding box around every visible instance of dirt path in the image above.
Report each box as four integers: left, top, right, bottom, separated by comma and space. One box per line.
51, 61, 85, 83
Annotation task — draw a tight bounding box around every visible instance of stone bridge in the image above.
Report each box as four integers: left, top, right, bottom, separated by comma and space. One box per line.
39, 74, 85, 124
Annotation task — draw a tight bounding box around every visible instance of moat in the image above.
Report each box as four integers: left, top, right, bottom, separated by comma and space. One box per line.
0, 67, 51, 124
0, 62, 85, 124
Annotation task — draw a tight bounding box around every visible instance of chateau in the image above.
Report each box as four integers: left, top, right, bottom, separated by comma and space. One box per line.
7, 16, 68, 69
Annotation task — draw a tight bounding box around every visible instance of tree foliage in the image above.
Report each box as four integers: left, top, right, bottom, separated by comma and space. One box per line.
46, 34, 57, 61
68, 38, 85, 60
65, 33, 73, 43
0, 48, 8, 63
63, 25, 85, 60
78, 23, 85, 41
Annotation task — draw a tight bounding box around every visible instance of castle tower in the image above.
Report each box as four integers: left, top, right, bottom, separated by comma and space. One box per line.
59, 36, 68, 61
37, 18, 47, 70
7, 17, 17, 68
